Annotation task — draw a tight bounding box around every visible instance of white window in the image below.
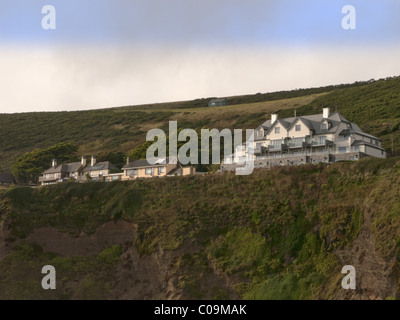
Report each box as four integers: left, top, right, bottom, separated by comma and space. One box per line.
295, 125, 301, 131
292, 138, 303, 147
275, 127, 280, 134
145, 167, 154, 175
319, 136, 326, 144
270, 139, 282, 148
339, 146, 347, 153
321, 123, 327, 130
127, 169, 138, 176
158, 166, 165, 175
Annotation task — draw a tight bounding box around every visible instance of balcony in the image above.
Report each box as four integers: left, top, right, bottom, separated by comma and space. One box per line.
311, 139, 333, 147
254, 145, 267, 155
267, 143, 288, 152
288, 142, 304, 148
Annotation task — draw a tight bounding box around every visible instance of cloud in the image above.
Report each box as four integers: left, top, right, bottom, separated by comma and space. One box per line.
1, 44, 400, 113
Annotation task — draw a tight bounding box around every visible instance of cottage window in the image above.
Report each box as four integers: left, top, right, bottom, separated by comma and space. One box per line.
270, 139, 282, 148
339, 146, 347, 153
321, 123, 327, 130
127, 169, 138, 176
318, 136, 326, 145
295, 125, 301, 132
292, 138, 303, 147
145, 167, 154, 175
275, 127, 280, 134
158, 166, 165, 174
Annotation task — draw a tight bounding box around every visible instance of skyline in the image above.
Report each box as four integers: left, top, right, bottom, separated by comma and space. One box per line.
1, 1, 400, 113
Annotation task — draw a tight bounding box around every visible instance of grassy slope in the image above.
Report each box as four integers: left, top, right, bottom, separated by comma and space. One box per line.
1, 157, 400, 299
0, 94, 325, 172
2, 76, 400, 172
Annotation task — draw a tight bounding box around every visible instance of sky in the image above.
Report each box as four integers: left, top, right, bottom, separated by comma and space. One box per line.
0, 0, 400, 113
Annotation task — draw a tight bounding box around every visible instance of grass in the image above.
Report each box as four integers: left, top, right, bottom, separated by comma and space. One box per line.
0, 242, 122, 300
1, 156, 400, 299
2, 76, 400, 173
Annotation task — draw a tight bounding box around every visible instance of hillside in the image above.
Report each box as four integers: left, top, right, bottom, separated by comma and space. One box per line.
1, 157, 400, 299
1, 76, 400, 173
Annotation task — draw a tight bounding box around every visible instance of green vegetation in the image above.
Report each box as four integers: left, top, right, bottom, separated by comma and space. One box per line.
1, 76, 400, 174
11, 142, 78, 184
0, 242, 122, 299
1, 157, 400, 299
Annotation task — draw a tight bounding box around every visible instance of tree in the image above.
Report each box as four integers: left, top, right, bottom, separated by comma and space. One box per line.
96, 151, 126, 170
12, 142, 78, 184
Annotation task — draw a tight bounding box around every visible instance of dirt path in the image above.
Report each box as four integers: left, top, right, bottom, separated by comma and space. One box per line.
334, 204, 397, 300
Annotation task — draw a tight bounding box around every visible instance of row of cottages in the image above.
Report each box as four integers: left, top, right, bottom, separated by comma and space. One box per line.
222, 107, 386, 171
39, 156, 195, 185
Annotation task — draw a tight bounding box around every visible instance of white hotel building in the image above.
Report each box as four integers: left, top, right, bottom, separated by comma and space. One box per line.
222, 108, 386, 170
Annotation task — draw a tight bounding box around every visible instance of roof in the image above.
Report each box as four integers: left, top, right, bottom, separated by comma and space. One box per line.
42, 162, 83, 175
0, 173, 16, 184
122, 157, 177, 169
209, 98, 227, 103
83, 161, 118, 172
352, 140, 386, 151
260, 112, 380, 140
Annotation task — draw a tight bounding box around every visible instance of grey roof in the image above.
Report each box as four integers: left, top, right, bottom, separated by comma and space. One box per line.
122, 157, 175, 169
83, 161, 117, 172
42, 164, 63, 174
209, 98, 227, 103
64, 162, 83, 173
352, 140, 386, 151
0, 173, 16, 184
260, 112, 379, 140
42, 162, 83, 175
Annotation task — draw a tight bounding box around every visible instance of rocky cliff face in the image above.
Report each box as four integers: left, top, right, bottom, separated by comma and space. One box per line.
0, 219, 237, 300
0, 158, 399, 300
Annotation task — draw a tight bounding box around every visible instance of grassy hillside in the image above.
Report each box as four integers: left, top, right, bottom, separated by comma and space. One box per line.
1, 76, 399, 172
1, 157, 400, 299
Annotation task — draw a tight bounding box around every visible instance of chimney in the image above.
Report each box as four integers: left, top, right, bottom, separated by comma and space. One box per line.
271, 114, 278, 123
91, 155, 96, 166
323, 107, 330, 119
81, 156, 86, 166
126, 157, 130, 165
52, 158, 57, 167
